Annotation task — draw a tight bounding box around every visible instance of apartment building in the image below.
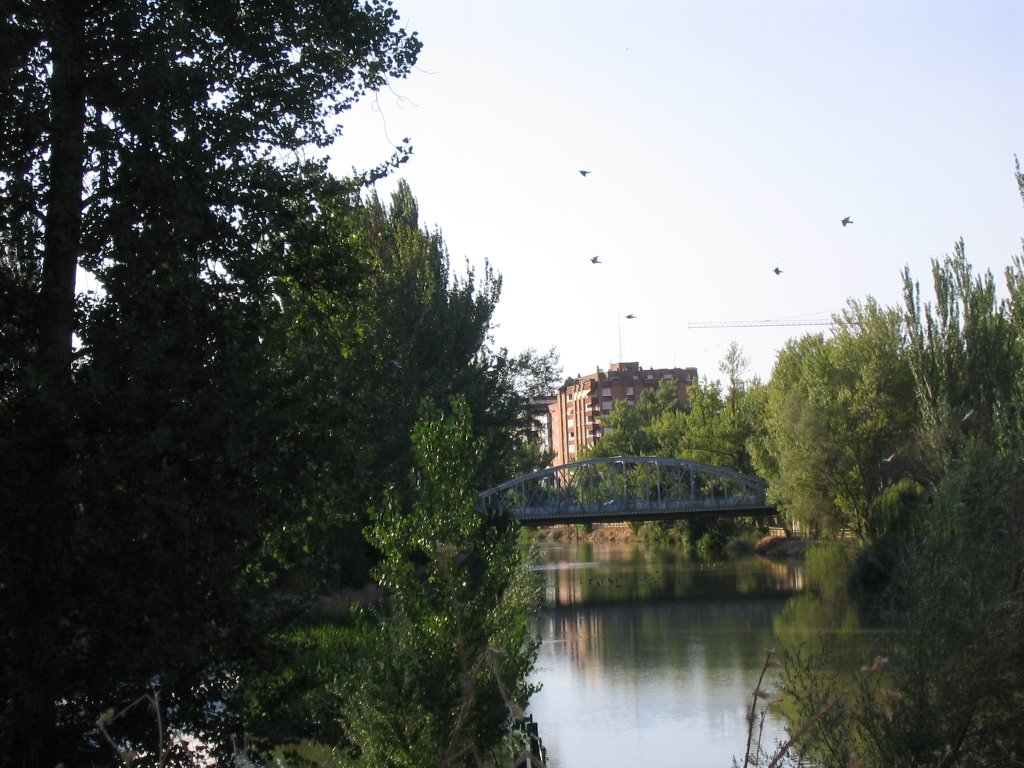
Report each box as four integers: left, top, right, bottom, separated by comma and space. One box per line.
546, 361, 698, 466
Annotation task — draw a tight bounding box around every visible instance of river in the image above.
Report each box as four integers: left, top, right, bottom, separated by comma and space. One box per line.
525, 539, 845, 768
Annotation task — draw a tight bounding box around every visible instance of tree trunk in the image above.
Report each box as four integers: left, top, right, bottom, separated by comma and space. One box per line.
9, 4, 87, 767
38, 0, 87, 381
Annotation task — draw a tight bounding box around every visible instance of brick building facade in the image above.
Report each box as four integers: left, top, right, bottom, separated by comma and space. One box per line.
546, 361, 698, 466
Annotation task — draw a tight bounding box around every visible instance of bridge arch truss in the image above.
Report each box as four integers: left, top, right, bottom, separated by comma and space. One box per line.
478, 456, 774, 526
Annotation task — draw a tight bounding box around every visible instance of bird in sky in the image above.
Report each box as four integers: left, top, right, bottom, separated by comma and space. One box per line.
773, 267, 783, 275
625, 313, 636, 319
579, 169, 590, 177
841, 216, 853, 227
590, 255, 601, 264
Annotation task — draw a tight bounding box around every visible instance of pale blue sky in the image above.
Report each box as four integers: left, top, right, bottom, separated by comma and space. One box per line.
329, 1, 1023, 383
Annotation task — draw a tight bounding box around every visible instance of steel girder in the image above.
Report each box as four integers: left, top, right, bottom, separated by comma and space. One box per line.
478, 456, 774, 525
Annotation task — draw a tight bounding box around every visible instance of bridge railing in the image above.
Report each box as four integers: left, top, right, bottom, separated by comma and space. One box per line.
478, 456, 772, 523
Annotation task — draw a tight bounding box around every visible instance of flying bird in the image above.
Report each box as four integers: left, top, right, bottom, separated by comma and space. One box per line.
590, 255, 601, 264
841, 216, 853, 227
625, 313, 636, 319
773, 267, 783, 275
579, 169, 590, 177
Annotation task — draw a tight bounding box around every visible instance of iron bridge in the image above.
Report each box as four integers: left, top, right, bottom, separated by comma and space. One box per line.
478, 456, 776, 526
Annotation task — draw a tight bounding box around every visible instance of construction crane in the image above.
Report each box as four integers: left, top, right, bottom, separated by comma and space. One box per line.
688, 318, 836, 329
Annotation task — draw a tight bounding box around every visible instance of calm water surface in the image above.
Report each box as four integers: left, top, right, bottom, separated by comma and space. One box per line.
526, 540, 817, 768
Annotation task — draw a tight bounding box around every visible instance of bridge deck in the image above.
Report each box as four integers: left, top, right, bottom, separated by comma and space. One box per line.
511, 501, 777, 526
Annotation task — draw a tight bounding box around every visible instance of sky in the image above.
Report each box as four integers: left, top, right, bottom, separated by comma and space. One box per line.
328, 1, 1024, 384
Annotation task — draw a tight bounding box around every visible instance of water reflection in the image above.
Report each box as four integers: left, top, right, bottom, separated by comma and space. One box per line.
526, 542, 808, 768
771, 543, 884, 660
535, 542, 805, 608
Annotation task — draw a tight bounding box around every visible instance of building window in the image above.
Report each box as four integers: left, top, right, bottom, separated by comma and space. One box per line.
626, 386, 634, 396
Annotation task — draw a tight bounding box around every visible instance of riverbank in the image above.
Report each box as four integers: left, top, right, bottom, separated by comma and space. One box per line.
752, 533, 809, 558
532, 524, 809, 558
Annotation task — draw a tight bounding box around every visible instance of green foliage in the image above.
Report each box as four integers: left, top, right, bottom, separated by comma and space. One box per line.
0, 4, 543, 765
348, 398, 540, 767
353, 182, 560, 491
581, 347, 766, 553
871, 441, 1024, 768
659, 377, 751, 468
779, 454, 1024, 767
635, 520, 672, 545
752, 299, 917, 538
287, 180, 560, 586
586, 379, 682, 458
774, 167, 1024, 767
903, 244, 1019, 442
586, 345, 760, 473
1, 0, 421, 759
691, 517, 738, 554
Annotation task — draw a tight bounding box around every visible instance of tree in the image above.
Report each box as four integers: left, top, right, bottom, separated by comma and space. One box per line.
658, 378, 741, 468
2, 0, 419, 383
505, 346, 562, 475
630, 344, 761, 472
782, 208, 1024, 768
903, 242, 1021, 479
348, 181, 559, 492
585, 380, 682, 458
0, 3, 420, 764
582, 350, 761, 472
350, 397, 539, 767
720, 340, 750, 428
752, 300, 917, 538
275, 181, 562, 590
776, 167, 1024, 768
754, 333, 845, 534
